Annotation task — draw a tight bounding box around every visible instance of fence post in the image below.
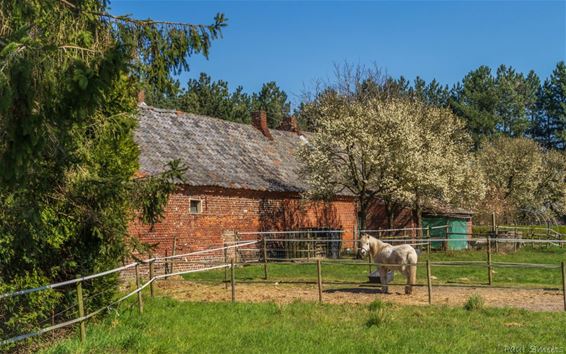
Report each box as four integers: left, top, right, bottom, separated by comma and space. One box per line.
164, 249, 169, 276
487, 235, 493, 286
149, 260, 155, 298
561, 261, 566, 312
263, 236, 268, 280
76, 276, 86, 343
224, 243, 228, 289
426, 260, 432, 305
135, 263, 143, 314
231, 258, 236, 302
353, 225, 358, 255
368, 253, 372, 275
426, 226, 431, 254
316, 259, 323, 303
171, 237, 177, 275
443, 225, 449, 251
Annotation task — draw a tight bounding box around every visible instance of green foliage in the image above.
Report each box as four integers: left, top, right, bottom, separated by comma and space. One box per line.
148, 73, 292, 128
0, 0, 224, 345
298, 62, 565, 149
463, 294, 485, 311
533, 61, 566, 150
477, 136, 566, 223
0, 272, 61, 345
252, 81, 291, 128
449, 66, 500, 147
133, 160, 187, 226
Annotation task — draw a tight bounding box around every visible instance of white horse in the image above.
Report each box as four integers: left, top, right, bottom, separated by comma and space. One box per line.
358, 234, 418, 295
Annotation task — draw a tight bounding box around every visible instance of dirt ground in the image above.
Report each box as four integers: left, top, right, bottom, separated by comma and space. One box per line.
156, 279, 564, 312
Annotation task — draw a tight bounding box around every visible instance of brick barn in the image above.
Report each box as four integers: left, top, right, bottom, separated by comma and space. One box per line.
129, 104, 466, 257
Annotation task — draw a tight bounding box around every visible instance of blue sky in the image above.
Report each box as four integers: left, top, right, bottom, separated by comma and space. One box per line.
111, 1, 566, 106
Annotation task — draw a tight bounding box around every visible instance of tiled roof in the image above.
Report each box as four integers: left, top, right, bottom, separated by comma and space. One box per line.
135, 105, 310, 192
424, 201, 474, 216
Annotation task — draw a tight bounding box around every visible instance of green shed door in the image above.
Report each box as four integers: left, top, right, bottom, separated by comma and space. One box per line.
422, 217, 469, 250
422, 217, 448, 250
448, 219, 468, 250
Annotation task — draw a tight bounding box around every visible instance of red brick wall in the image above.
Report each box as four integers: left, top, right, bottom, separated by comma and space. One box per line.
128, 186, 361, 257
366, 199, 416, 232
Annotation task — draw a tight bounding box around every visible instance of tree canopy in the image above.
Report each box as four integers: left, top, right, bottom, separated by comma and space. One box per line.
477, 136, 566, 224
297, 88, 484, 230
147, 73, 291, 128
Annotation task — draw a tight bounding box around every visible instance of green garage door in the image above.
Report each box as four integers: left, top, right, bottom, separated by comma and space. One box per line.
422, 217, 468, 250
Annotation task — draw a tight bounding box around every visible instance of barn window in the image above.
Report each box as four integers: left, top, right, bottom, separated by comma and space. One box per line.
189, 199, 202, 214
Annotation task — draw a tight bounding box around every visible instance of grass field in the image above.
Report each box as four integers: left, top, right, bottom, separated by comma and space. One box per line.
43, 297, 566, 354
183, 246, 566, 288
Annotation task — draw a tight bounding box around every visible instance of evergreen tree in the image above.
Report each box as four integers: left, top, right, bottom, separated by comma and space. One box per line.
494, 65, 538, 137
535, 61, 566, 150
252, 81, 291, 128
450, 66, 499, 147
174, 73, 252, 123
424, 79, 451, 107
0, 0, 225, 342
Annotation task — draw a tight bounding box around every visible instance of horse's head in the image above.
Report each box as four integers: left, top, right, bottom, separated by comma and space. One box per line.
357, 234, 371, 258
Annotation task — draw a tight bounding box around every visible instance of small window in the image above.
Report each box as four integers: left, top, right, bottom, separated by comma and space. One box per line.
189, 199, 202, 214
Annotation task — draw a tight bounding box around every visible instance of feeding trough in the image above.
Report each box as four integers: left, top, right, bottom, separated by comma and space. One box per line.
368, 270, 394, 284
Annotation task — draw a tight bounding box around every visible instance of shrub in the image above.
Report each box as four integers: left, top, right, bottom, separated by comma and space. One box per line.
464, 294, 485, 311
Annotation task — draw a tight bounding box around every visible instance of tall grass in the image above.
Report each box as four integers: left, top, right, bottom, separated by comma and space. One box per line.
464, 294, 485, 311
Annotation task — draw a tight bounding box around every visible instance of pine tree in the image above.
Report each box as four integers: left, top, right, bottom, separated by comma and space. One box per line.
494, 65, 538, 137
450, 66, 499, 147
536, 62, 566, 149
0, 0, 225, 342
252, 81, 292, 128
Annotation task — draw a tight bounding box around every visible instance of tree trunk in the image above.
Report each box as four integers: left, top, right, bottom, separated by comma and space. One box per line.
384, 201, 395, 229
358, 209, 367, 233
412, 194, 423, 238
416, 204, 423, 238
358, 197, 368, 233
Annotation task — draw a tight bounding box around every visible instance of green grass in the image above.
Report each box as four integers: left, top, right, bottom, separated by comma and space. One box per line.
183, 246, 566, 288
43, 297, 566, 354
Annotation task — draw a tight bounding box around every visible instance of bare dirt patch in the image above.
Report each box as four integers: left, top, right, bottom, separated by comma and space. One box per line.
156, 279, 564, 312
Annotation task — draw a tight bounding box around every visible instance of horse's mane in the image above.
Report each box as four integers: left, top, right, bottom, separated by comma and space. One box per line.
365, 235, 392, 254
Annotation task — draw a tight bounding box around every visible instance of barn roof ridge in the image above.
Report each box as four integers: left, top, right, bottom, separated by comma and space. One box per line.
139, 105, 306, 138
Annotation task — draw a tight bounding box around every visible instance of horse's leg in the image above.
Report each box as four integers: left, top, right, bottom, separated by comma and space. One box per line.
404, 268, 411, 295
404, 265, 416, 295
379, 267, 389, 294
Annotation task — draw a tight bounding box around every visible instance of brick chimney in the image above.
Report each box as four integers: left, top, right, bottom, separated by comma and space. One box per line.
251, 111, 273, 140
277, 115, 301, 135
